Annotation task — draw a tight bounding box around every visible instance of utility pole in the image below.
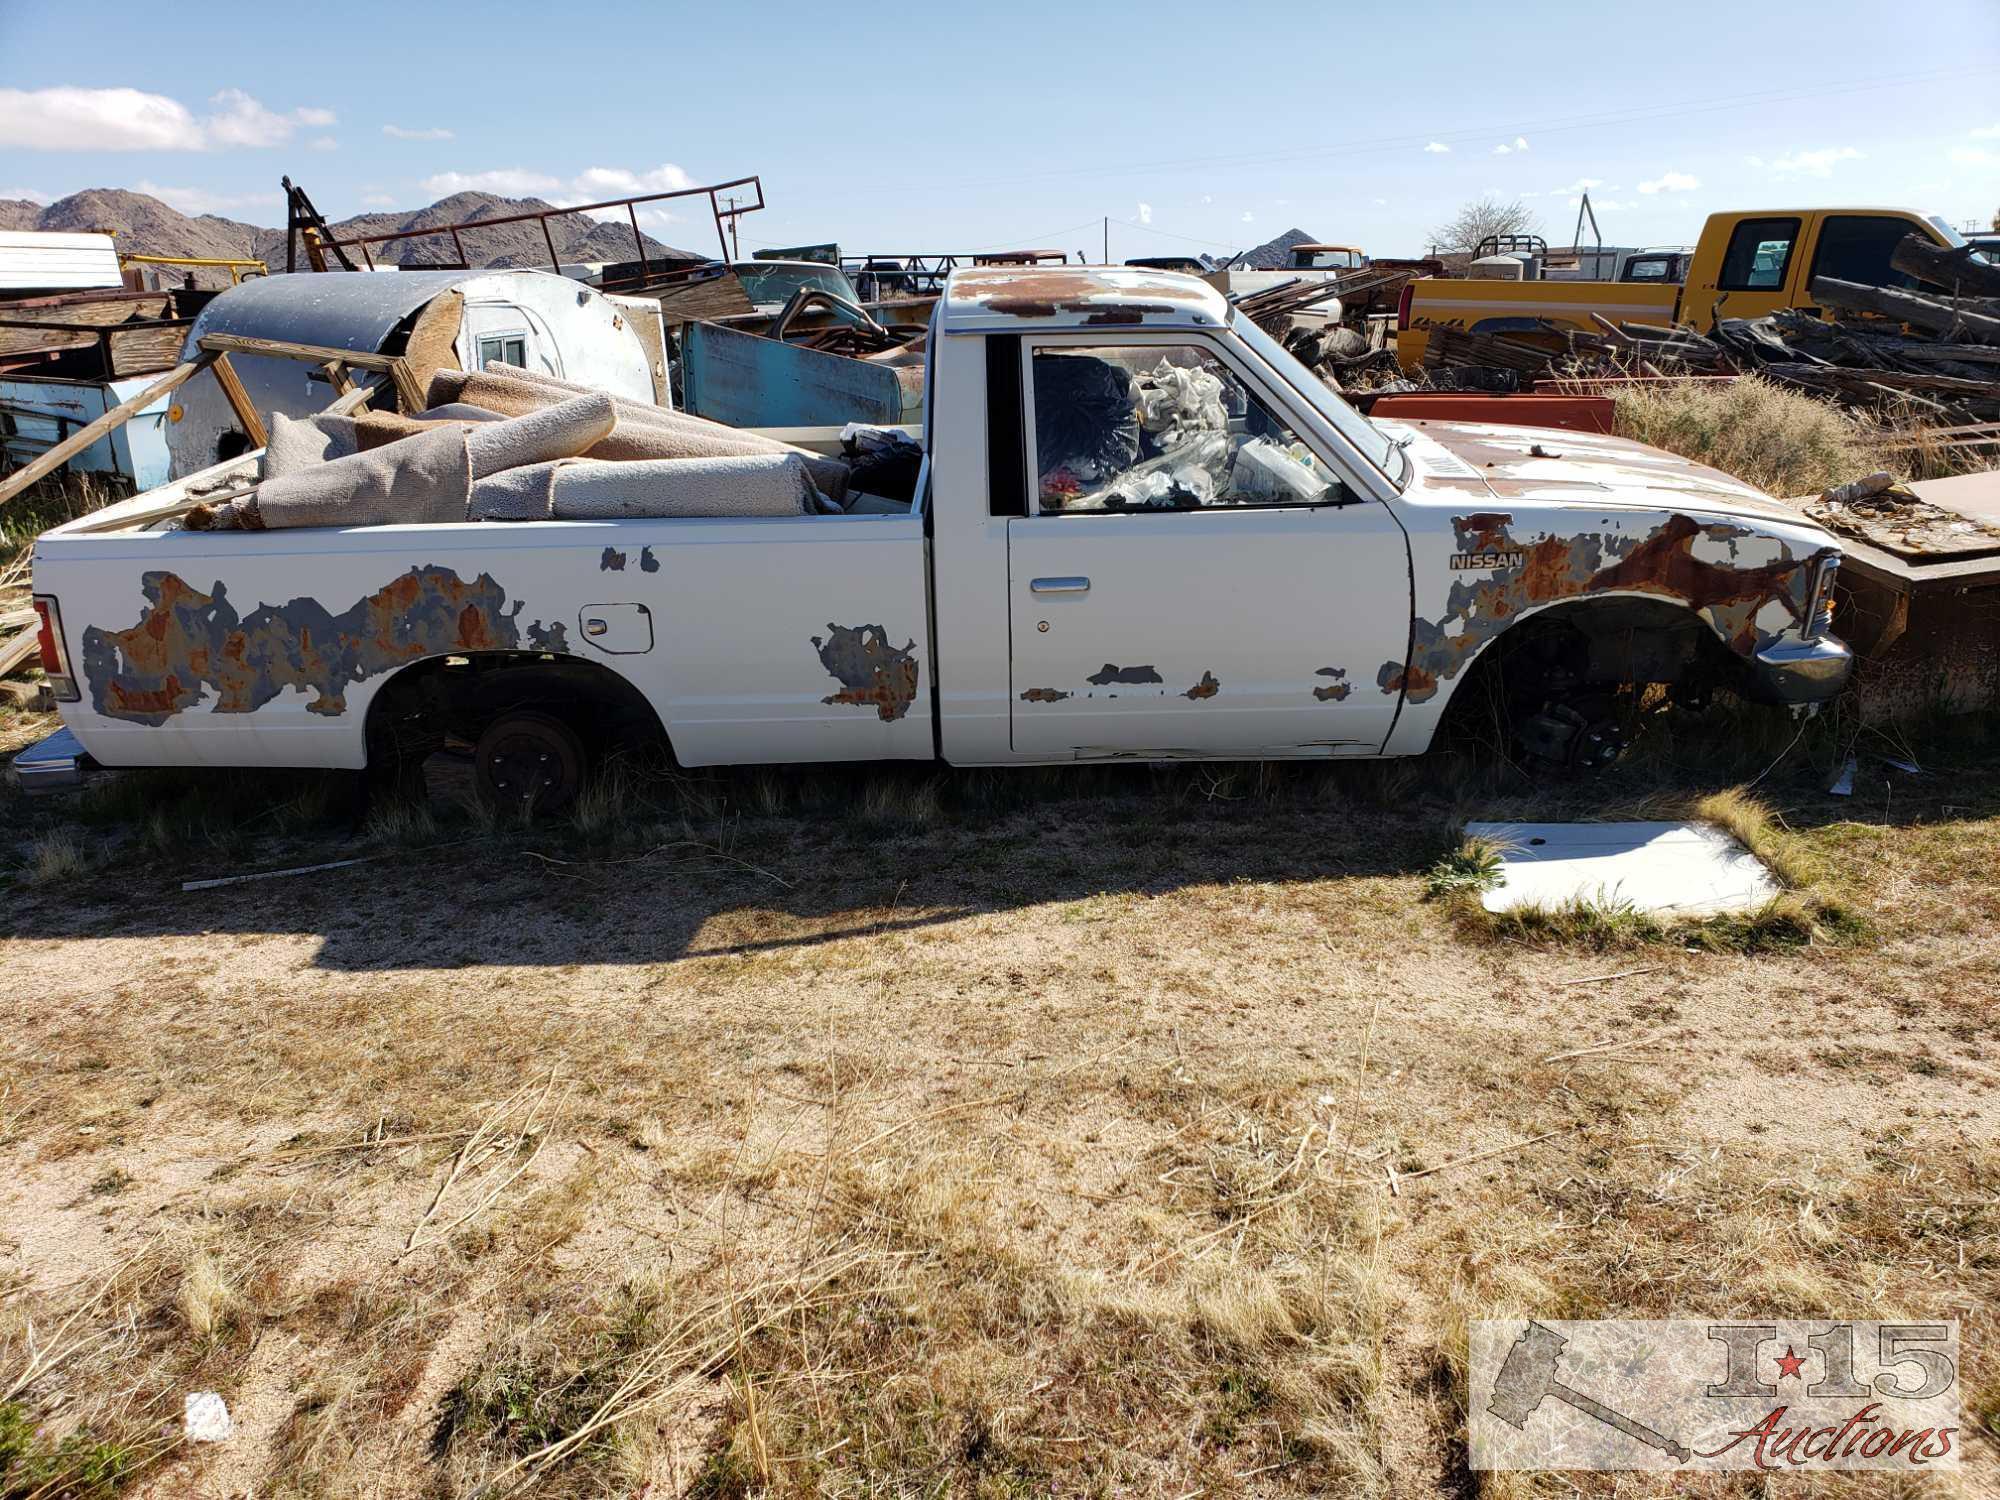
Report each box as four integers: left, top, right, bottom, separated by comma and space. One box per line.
721, 195, 742, 260
1103, 216, 1108, 265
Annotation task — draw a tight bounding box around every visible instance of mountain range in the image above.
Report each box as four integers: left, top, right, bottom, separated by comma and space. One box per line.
0, 188, 699, 284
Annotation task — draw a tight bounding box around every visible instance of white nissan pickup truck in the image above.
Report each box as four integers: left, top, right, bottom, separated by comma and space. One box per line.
21, 267, 1850, 806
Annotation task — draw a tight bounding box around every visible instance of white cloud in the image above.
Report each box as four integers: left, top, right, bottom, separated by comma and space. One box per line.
1493, 136, 1530, 155
1767, 146, 1862, 178
1969, 123, 2000, 140
1371, 196, 1388, 206
1638, 170, 1700, 194
1240, 210, 1255, 223
1136, 201, 1152, 225
200, 88, 330, 149
1, 186, 50, 203
1515, 136, 1530, 151
1951, 146, 1994, 167
359, 192, 397, 208
422, 168, 564, 197
419, 162, 699, 222
1551, 177, 1602, 195
383, 124, 455, 142
306, 136, 338, 152
1423, 141, 1450, 154
1199, 193, 1213, 204
132, 179, 283, 217
0, 86, 335, 151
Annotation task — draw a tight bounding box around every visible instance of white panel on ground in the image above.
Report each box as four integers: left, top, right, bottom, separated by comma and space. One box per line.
1464, 820, 1781, 917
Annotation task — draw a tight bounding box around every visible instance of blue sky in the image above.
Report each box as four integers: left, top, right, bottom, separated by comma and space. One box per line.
2, 0, 1996, 260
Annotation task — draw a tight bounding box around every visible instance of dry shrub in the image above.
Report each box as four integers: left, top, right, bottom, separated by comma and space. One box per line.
1607, 373, 1864, 498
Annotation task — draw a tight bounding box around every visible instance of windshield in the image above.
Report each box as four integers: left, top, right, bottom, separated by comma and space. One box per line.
735, 263, 859, 307
1230, 311, 1404, 486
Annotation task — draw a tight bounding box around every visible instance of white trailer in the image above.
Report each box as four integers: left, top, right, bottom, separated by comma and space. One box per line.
166, 269, 664, 476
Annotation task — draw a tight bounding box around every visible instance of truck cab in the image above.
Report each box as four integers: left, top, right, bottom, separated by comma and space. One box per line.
1397, 207, 1958, 369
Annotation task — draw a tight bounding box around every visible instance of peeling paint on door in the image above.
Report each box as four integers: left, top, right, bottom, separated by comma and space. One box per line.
812, 624, 920, 722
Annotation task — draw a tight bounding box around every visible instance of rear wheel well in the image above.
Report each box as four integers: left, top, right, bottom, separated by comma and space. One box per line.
362, 652, 670, 774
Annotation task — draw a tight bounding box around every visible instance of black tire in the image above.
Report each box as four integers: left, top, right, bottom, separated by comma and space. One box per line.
474, 711, 586, 818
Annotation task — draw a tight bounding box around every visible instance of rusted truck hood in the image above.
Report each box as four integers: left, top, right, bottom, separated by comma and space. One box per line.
1383, 419, 1819, 529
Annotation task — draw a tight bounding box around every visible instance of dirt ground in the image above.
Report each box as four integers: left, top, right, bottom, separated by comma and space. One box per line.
1, 700, 1996, 1498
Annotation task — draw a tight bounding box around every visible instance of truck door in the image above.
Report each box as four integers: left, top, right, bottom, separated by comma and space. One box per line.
1692, 215, 1804, 326
1006, 336, 1411, 759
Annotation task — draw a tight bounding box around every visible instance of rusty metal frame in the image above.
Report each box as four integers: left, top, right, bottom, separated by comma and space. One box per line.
308, 177, 765, 272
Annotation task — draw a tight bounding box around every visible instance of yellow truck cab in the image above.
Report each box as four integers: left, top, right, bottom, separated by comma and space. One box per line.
1395, 208, 1962, 370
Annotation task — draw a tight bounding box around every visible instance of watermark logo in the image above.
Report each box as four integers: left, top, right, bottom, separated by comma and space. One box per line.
1470, 1320, 1960, 1471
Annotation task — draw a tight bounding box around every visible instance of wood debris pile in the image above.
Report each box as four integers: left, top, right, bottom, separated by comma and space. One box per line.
1420, 234, 2000, 444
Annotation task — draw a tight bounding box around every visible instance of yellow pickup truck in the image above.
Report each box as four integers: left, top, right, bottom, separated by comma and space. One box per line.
1395, 207, 1969, 370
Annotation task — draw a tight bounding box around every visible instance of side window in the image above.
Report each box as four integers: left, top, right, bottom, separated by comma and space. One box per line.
1029, 344, 1347, 514
477, 333, 528, 370
1621, 256, 1672, 283
1810, 216, 1922, 291
1717, 217, 1801, 291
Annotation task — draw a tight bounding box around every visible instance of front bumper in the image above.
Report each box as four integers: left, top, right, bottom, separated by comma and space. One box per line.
1745, 634, 1854, 706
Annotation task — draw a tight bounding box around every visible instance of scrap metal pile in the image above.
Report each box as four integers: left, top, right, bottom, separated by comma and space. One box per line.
1421, 234, 2000, 441
1234, 262, 1440, 388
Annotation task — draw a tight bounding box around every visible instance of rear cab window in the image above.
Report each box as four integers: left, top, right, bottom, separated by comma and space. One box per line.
1809, 215, 1925, 291
1717, 216, 1802, 291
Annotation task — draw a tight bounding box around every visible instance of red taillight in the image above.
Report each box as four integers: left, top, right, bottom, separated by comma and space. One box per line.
1396, 284, 1414, 331
32, 595, 79, 702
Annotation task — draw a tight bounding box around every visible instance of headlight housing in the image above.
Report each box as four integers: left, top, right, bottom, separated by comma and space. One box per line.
1801, 556, 1839, 642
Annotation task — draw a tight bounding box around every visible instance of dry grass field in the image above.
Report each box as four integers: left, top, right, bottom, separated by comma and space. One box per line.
1, 695, 1996, 1499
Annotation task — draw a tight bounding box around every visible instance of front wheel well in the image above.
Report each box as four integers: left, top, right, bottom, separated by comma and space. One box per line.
1440, 597, 1739, 723
362, 651, 671, 772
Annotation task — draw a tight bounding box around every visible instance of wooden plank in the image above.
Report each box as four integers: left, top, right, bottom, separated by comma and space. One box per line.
208, 352, 268, 452
196, 333, 404, 373
322, 379, 382, 418
320, 360, 356, 397
0, 628, 41, 679
387, 357, 424, 415
0, 355, 212, 508
1809, 277, 2000, 345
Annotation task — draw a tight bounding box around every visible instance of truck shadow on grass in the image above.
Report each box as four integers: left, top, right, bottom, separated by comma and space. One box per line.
6, 705, 1999, 971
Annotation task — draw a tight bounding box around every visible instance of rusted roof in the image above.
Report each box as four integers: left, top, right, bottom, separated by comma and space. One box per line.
940, 266, 1227, 334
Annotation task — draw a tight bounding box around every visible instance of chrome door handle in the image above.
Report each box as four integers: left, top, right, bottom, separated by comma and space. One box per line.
1030, 576, 1090, 594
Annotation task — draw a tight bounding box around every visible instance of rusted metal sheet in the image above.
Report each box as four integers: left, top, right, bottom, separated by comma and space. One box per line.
681, 320, 917, 428
812, 624, 919, 722
80, 564, 526, 724
1382, 513, 1830, 703
1313, 667, 1352, 701
944, 268, 1227, 331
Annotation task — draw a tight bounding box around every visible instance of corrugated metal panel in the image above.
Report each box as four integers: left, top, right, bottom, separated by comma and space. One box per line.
0, 231, 122, 293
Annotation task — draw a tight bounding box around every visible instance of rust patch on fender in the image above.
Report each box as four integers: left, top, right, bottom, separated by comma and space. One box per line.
1181, 671, 1220, 700
1086, 664, 1163, 686
82, 565, 525, 724
1019, 687, 1071, 703
1454, 513, 1515, 553
813, 624, 919, 722
1313, 667, 1352, 702
601, 547, 627, 572
1375, 513, 1830, 704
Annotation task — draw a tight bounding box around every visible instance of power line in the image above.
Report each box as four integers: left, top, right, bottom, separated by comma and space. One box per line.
953, 64, 1998, 192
